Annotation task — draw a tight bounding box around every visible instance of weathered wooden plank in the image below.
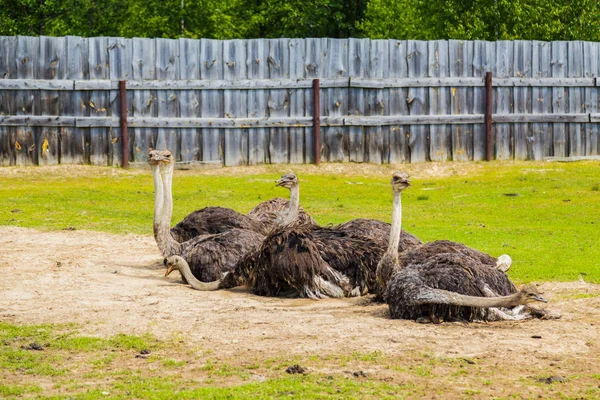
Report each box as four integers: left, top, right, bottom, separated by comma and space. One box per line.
531, 41, 552, 160
0, 79, 73, 90
512, 41, 532, 160
88, 37, 110, 165
428, 40, 451, 162
268, 38, 291, 164
223, 39, 248, 166
200, 39, 223, 163
568, 41, 585, 156
450, 40, 474, 161
0, 36, 17, 165
406, 40, 429, 163
0, 116, 76, 126
323, 38, 348, 162
247, 39, 268, 164
288, 38, 306, 164
351, 77, 483, 88
348, 38, 369, 162
492, 114, 588, 123
75, 117, 119, 127
126, 116, 313, 128
178, 38, 201, 162
155, 38, 179, 158
472, 40, 493, 161
304, 38, 328, 163
131, 38, 157, 163
108, 37, 133, 166
366, 39, 387, 163
552, 41, 568, 157
345, 115, 482, 125
493, 77, 593, 87
15, 36, 39, 166
74, 80, 118, 90
495, 40, 513, 159
61, 36, 88, 165
122, 78, 347, 89
584, 42, 599, 155
387, 39, 410, 163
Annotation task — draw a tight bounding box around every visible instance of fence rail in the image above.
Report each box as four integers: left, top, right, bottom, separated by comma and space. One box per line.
1, 36, 600, 167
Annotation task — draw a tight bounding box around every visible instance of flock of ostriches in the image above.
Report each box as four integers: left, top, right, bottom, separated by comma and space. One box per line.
149, 149, 556, 323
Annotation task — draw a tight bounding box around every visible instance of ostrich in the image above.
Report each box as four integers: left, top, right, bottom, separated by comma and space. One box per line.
377, 171, 548, 322
149, 149, 264, 282
247, 194, 317, 231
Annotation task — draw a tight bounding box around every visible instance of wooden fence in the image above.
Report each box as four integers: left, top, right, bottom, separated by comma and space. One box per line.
1, 36, 600, 167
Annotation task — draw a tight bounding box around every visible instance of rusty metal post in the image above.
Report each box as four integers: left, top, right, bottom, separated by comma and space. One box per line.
119, 80, 129, 169
485, 72, 493, 161
312, 78, 321, 165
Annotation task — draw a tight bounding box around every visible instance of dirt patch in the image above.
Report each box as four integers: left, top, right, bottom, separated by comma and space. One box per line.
1, 226, 599, 396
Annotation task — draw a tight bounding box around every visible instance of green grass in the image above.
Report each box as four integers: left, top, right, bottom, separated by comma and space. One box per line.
1, 161, 600, 282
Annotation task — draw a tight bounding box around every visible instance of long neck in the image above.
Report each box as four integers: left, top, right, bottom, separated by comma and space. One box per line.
417, 288, 525, 308
171, 257, 221, 291
280, 184, 300, 226
152, 162, 180, 256
386, 189, 403, 256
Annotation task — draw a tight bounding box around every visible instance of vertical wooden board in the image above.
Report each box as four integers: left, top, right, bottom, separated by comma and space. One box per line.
223, 39, 248, 166
62, 36, 88, 165
38, 36, 64, 165
288, 38, 306, 164
366, 39, 387, 164
494, 40, 513, 159
304, 38, 327, 164
131, 38, 157, 163
406, 40, 429, 163
472, 41, 493, 161
551, 41, 567, 157
387, 39, 410, 164
246, 39, 268, 164
348, 38, 369, 162
531, 41, 552, 160
88, 37, 109, 165
108, 37, 133, 166
512, 41, 533, 160
428, 40, 451, 162
449, 40, 473, 161
568, 41, 584, 156
0, 36, 17, 165
155, 39, 180, 158
200, 39, 223, 163
583, 42, 599, 155
15, 36, 39, 166
323, 38, 348, 163
268, 38, 291, 164
178, 38, 201, 162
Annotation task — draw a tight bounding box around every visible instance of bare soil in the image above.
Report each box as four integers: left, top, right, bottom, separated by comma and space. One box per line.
1, 225, 600, 397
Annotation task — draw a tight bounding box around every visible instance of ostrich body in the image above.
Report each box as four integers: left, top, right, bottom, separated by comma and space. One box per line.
248, 198, 317, 230
377, 172, 548, 322
335, 218, 422, 253
149, 149, 264, 282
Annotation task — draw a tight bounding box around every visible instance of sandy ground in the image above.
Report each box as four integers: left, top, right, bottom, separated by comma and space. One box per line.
1, 225, 599, 363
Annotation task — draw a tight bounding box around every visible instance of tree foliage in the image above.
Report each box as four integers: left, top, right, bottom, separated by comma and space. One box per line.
1, 0, 600, 40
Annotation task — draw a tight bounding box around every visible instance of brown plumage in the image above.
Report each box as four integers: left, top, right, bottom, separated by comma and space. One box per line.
247, 197, 317, 230
227, 225, 384, 298
377, 171, 547, 322
335, 218, 421, 253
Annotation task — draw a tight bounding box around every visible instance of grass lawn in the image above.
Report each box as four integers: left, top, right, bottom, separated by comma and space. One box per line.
1, 160, 598, 283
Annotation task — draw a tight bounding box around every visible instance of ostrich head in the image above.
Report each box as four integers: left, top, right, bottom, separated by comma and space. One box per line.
164, 255, 183, 277
391, 171, 411, 193
276, 173, 298, 189
147, 149, 173, 166
517, 284, 548, 304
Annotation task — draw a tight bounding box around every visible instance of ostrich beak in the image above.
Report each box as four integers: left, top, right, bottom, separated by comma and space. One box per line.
165, 265, 175, 277
275, 178, 286, 187
532, 293, 548, 303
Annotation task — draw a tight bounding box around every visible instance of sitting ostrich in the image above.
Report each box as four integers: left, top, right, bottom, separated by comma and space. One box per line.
148, 150, 314, 242
377, 172, 549, 322
149, 149, 264, 282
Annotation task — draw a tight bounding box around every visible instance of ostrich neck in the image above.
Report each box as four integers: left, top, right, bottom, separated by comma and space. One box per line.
281, 185, 300, 226
152, 162, 181, 256
386, 190, 403, 255
171, 257, 221, 291
418, 288, 525, 308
